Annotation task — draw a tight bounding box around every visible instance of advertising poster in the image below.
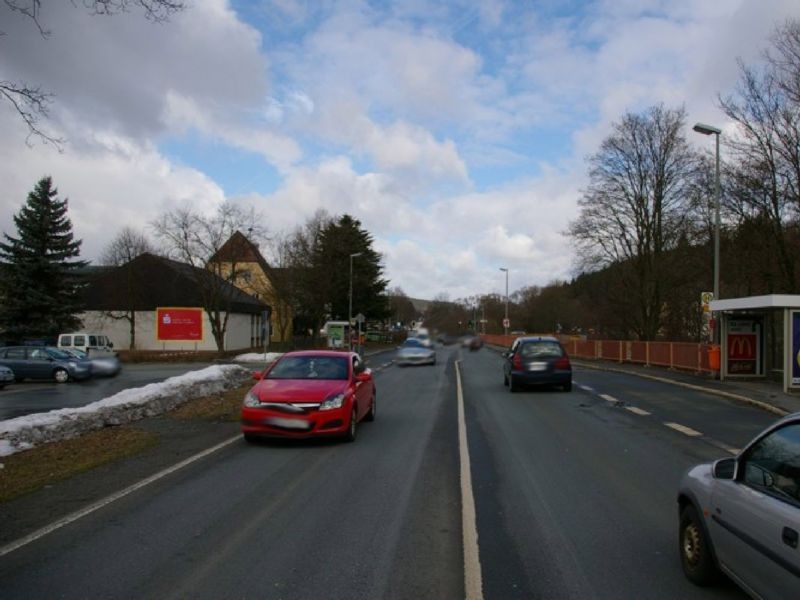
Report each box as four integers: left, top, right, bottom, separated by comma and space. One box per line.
793, 311, 800, 386
727, 319, 760, 376
156, 307, 204, 341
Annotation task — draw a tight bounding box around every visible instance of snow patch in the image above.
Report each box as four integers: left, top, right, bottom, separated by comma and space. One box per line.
0, 364, 250, 457
233, 352, 283, 363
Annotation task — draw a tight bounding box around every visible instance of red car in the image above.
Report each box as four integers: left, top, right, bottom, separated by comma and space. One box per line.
241, 350, 376, 442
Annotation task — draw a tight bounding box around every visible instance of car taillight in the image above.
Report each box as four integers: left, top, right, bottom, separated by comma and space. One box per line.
555, 356, 571, 370
512, 352, 523, 369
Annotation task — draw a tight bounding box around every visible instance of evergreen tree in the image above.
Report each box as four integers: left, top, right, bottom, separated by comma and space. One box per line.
0, 177, 87, 339
314, 215, 390, 323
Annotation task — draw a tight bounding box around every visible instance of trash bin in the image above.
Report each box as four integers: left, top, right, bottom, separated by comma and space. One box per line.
708, 345, 721, 371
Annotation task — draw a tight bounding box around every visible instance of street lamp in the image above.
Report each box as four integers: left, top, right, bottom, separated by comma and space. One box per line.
693, 122, 722, 341
348, 252, 362, 350
499, 267, 509, 336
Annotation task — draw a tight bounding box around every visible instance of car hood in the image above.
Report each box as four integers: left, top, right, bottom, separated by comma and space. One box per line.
252, 379, 349, 403
397, 347, 433, 355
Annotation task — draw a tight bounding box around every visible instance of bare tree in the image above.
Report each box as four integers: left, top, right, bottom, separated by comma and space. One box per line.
719, 19, 800, 292
100, 226, 154, 266
152, 203, 265, 351
95, 227, 155, 349
569, 104, 703, 340
2, 0, 186, 146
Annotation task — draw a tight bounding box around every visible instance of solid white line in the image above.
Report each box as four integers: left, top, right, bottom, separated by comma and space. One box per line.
664, 422, 703, 437
600, 394, 618, 403
0, 435, 242, 558
455, 360, 484, 600
625, 406, 651, 416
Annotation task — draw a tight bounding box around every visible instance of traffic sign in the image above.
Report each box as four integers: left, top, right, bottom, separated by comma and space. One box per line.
503, 318, 510, 329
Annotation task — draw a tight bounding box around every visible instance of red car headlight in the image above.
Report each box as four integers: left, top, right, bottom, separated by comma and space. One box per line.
243, 390, 262, 408
319, 392, 347, 411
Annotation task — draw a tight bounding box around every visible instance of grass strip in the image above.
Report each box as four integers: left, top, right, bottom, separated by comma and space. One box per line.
0, 427, 158, 503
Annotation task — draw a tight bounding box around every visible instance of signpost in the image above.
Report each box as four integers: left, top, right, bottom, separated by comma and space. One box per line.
791, 310, 800, 387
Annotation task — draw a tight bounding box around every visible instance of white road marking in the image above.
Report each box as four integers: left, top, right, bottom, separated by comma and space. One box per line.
664, 422, 703, 437
579, 385, 594, 392
625, 406, 651, 416
0, 435, 242, 558
455, 360, 484, 600
600, 394, 618, 403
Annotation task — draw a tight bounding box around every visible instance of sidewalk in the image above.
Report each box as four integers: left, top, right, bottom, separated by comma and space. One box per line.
572, 359, 800, 417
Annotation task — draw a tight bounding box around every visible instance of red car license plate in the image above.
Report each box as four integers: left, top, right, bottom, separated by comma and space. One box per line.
265, 416, 312, 430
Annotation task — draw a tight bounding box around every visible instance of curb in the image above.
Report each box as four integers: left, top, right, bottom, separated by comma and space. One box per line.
571, 360, 789, 417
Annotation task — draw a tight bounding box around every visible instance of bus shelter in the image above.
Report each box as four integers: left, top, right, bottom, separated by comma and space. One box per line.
709, 294, 800, 393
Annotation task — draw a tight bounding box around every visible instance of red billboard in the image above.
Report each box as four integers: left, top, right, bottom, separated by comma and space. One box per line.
156, 307, 204, 341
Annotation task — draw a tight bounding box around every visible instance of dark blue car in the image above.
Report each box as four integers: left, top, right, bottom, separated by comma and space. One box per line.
502, 336, 572, 392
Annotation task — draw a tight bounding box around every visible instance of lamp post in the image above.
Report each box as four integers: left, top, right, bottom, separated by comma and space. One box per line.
347, 252, 363, 350
499, 267, 509, 336
693, 122, 722, 342
349, 252, 362, 350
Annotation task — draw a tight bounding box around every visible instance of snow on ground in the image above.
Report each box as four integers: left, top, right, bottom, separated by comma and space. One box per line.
234, 352, 283, 363
0, 364, 249, 458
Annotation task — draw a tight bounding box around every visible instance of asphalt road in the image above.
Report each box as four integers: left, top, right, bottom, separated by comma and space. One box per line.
0, 345, 775, 599
0, 362, 218, 421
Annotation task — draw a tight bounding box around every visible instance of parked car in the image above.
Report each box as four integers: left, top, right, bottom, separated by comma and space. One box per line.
0, 346, 92, 382
0, 365, 14, 389
61, 348, 121, 377
502, 335, 572, 392
677, 413, 800, 598
241, 350, 376, 442
396, 337, 437, 366
57, 332, 114, 355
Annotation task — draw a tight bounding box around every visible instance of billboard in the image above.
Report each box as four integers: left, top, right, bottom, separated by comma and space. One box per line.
726, 318, 760, 376
792, 311, 800, 386
156, 307, 204, 341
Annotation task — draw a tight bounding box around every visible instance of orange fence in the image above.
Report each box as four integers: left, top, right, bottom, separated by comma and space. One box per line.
481, 334, 716, 373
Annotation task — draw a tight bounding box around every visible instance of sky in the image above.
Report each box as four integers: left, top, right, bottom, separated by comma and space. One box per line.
1, 0, 798, 301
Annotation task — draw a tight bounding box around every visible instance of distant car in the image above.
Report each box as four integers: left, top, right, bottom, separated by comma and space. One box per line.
502, 335, 572, 392
61, 348, 121, 377
409, 331, 433, 348
0, 365, 14, 389
396, 338, 436, 366
0, 346, 92, 382
241, 350, 376, 442
677, 413, 800, 598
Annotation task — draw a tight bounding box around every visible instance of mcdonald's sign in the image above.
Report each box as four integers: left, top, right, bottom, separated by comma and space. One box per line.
728, 334, 756, 360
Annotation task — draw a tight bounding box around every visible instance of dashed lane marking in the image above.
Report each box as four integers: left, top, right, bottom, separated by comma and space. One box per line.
664, 422, 703, 437
579, 385, 594, 392
600, 394, 617, 403
625, 406, 651, 416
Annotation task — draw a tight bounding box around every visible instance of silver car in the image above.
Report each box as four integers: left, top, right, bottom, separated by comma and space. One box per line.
395, 338, 436, 366
61, 348, 121, 377
677, 413, 800, 598
0, 364, 13, 389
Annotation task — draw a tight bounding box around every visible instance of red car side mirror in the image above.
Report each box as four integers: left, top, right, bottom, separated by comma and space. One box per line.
355, 372, 371, 382
252, 371, 263, 381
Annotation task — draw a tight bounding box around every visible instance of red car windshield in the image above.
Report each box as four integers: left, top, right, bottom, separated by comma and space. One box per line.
267, 356, 349, 380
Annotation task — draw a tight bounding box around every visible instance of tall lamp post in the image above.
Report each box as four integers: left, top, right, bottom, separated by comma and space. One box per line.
693, 122, 722, 342
349, 252, 362, 350
499, 267, 509, 336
